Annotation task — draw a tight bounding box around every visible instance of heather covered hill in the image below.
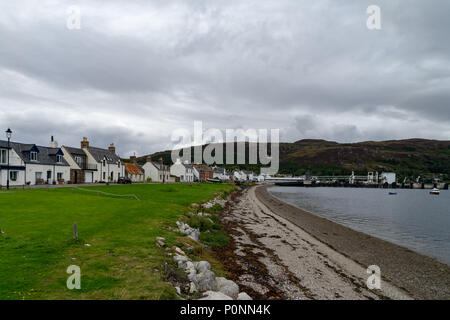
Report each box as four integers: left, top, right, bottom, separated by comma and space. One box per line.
137, 139, 450, 180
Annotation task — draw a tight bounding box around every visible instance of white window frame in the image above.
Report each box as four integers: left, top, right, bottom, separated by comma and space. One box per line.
56, 155, 63, 163
30, 152, 38, 161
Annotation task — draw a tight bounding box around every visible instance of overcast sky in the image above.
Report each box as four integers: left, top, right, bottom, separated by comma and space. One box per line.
1, 0, 449, 157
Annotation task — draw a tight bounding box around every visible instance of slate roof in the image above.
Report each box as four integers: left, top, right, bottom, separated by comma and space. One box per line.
150, 161, 169, 171
182, 163, 193, 169
0, 140, 69, 166
87, 147, 120, 164
214, 167, 226, 174
63, 146, 86, 156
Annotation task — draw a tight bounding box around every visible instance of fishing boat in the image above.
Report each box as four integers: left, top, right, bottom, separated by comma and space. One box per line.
430, 188, 440, 195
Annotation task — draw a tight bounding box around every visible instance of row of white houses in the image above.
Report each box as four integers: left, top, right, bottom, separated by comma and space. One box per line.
0, 136, 124, 187
0, 134, 260, 188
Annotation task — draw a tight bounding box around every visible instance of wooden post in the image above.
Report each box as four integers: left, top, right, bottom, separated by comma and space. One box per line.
73, 222, 78, 240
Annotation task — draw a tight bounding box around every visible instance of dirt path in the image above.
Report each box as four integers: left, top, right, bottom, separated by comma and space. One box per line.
214, 187, 412, 300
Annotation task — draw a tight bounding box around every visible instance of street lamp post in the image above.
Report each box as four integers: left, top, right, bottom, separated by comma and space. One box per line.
5, 128, 12, 190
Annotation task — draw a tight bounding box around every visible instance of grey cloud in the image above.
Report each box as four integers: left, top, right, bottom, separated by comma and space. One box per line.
0, 0, 449, 157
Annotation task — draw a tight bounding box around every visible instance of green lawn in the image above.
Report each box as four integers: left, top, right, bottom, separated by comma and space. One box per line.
0, 183, 234, 300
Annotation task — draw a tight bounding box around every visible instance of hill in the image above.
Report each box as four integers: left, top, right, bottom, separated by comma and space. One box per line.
134, 139, 450, 181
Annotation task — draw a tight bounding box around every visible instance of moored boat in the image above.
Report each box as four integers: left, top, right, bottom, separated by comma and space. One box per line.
430, 188, 440, 195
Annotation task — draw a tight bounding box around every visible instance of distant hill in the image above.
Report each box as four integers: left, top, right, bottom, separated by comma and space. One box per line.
133, 139, 450, 181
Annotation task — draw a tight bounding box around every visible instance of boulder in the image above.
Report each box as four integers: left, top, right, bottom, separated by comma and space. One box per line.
196, 270, 218, 291
237, 292, 253, 300
195, 261, 211, 273
189, 282, 198, 293
198, 291, 233, 300
216, 277, 239, 299
188, 229, 200, 241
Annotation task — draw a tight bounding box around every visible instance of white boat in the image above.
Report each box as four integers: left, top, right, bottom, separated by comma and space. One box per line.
430, 188, 440, 195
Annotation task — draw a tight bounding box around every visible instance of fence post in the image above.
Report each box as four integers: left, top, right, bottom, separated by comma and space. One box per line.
73, 222, 78, 240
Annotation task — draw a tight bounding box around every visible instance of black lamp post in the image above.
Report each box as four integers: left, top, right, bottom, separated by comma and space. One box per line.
159, 157, 165, 184
5, 128, 12, 190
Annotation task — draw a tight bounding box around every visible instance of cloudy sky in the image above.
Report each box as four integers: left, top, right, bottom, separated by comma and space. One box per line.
1, 0, 449, 157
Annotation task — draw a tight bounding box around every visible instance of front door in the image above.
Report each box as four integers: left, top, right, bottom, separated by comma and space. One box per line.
47, 170, 52, 184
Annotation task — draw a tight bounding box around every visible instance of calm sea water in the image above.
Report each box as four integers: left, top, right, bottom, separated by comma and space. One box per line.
268, 187, 450, 265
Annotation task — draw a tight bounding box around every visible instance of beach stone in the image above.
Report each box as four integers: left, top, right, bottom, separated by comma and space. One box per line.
173, 246, 186, 256
196, 270, 218, 291
156, 237, 166, 247
237, 292, 253, 300
216, 277, 239, 299
199, 291, 233, 300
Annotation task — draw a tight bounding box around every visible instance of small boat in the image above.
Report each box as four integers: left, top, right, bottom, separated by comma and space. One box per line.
430, 188, 440, 195
206, 178, 222, 183
388, 192, 397, 195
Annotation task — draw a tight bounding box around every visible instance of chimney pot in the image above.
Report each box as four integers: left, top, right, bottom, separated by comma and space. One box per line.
81, 137, 89, 149
108, 143, 116, 153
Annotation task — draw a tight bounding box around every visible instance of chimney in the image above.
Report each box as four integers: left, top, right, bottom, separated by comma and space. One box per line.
49, 136, 58, 148
108, 143, 116, 154
81, 137, 89, 149
130, 152, 137, 164
146, 155, 152, 163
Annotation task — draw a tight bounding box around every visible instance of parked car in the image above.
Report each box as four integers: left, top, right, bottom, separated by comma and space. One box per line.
118, 177, 132, 184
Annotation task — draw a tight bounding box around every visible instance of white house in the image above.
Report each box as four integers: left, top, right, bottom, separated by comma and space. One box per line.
244, 171, 257, 181
1, 137, 70, 187
170, 159, 194, 182
63, 138, 124, 183
61, 145, 98, 184
233, 170, 247, 182
142, 156, 172, 183
213, 167, 230, 181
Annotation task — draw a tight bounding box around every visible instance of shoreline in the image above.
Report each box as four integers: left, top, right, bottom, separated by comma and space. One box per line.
215, 187, 410, 299
255, 185, 450, 300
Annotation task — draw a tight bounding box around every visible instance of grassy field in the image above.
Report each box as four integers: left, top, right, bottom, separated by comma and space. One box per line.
0, 183, 234, 300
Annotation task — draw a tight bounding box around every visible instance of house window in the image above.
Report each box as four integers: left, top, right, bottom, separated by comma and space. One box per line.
118, 162, 120, 168
103, 172, 106, 180
30, 152, 37, 161
0, 149, 7, 164
56, 155, 63, 163
57, 172, 63, 180
103, 160, 106, 167
10, 171, 18, 181
36, 172, 42, 180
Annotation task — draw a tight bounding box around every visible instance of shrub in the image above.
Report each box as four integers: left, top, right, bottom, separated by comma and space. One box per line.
200, 230, 229, 247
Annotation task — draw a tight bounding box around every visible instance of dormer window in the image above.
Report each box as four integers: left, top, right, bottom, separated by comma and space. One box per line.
56, 155, 63, 163
118, 161, 121, 168
30, 152, 38, 161
103, 159, 106, 167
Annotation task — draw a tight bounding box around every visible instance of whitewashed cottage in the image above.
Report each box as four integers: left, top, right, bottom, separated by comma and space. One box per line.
0, 136, 70, 187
